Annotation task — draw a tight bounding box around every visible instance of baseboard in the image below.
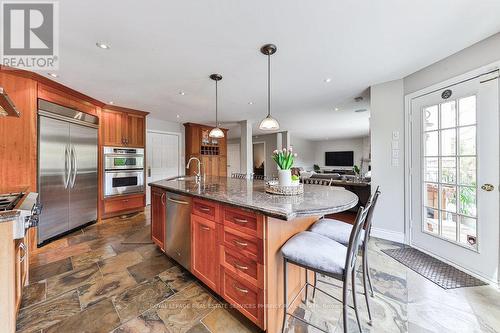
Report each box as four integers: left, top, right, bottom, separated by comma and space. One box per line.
371, 227, 405, 243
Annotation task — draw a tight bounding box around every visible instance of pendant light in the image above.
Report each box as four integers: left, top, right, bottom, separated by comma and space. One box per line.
209, 74, 224, 138
259, 44, 280, 131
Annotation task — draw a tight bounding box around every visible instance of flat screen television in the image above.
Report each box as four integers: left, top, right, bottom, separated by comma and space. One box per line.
325, 151, 354, 167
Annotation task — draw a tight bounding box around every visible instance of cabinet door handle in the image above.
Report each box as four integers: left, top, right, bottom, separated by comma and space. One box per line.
19, 243, 27, 263
161, 193, 166, 206
233, 283, 249, 294
199, 206, 211, 212
233, 240, 248, 247
200, 226, 210, 231
234, 262, 248, 270
122, 199, 129, 203
233, 217, 248, 224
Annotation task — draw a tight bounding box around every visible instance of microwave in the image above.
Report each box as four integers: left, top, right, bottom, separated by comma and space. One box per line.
104, 147, 144, 170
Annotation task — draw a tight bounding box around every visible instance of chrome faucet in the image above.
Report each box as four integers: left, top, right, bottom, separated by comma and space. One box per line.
186, 157, 202, 181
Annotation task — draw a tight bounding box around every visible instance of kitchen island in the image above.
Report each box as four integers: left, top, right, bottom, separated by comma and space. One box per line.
149, 176, 358, 333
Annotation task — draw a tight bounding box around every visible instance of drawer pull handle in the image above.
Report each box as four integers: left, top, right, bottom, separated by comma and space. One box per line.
233, 240, 248, 247
199, 206, 211, 212
200, 226, 211, 231
234, 262, 248, 270
233, 283, 249, 294
233, 217, 248, 224
167, 198, 189, 205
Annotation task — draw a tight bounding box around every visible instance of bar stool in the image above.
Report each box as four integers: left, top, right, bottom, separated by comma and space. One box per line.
280, 204, 371, 333
310, 187, 381, 324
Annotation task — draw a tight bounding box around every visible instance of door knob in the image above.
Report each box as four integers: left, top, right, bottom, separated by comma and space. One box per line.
481, 184, 495, 191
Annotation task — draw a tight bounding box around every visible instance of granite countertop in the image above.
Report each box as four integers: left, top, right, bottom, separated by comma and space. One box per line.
0, 210, 21, 223
149, 176, 358, 220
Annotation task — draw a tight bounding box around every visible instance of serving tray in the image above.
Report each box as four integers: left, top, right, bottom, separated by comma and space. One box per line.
265, 182, 304, 196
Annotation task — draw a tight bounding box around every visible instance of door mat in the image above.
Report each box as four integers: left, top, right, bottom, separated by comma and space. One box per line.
381, 247, 487, 289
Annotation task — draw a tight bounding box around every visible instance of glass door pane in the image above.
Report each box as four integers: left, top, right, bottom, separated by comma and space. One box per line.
420, 95, 478, 249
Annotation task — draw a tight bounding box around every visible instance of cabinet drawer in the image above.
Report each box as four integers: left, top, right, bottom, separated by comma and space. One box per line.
220, 246, 263, 288
220, 226, 262, 263
192, 198, 218, 221
220, 268, 264, 329
104, 195, 144, 214
222, 207, 262, 238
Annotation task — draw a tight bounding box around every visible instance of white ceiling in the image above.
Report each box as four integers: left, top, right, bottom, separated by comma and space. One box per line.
51, 0, 500, 140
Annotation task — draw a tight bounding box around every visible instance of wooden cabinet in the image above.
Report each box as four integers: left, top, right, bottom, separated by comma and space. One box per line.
184, 123, 227, 177
126, 113, 145, 147
151, 187, 166, 251
0, 220, 29, 333
14, 238, 28, 311
191, 214, 219, 292
102, 193, 145, 218
101, 109, 127, 146
190, 198, 264, 329
101, 107, 147, 147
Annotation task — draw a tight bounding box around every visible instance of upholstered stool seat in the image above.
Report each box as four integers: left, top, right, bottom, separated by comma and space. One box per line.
281, 231, 346, 276
310, 218, 365, 246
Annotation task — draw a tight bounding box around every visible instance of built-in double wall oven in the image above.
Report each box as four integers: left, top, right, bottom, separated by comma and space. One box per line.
104, 147, 144, 197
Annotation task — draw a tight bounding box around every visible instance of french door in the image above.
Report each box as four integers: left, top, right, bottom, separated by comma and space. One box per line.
146, 131, 180, 205
410, 71, 499, 282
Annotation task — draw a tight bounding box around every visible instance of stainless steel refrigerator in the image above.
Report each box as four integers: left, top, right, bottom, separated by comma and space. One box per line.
37, 100, 98, 245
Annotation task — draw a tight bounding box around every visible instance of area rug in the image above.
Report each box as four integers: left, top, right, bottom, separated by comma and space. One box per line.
381, 247, 487, 289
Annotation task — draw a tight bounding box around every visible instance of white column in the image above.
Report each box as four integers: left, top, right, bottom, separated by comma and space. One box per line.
239, 120, 253, 175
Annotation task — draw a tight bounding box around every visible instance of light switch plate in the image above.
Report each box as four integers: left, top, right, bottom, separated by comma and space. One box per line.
392, 150, 399, 158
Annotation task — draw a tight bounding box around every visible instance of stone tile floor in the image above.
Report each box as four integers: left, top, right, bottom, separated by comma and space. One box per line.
18, 208, 500, 333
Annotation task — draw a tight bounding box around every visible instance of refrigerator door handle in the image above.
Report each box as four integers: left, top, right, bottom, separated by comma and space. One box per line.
64, 145, 70, 189
70, 145, 77, 188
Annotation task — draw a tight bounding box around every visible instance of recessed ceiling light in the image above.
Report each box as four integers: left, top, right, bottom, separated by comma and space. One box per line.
248, 101, 254, 105
334, 107, 339, 111
176, 114, 180, 119
179, 91, 186, 96
108, 101, 114, 105
96, 42, 111, 49
324, 78, 332, 83
47, 73, 58, 78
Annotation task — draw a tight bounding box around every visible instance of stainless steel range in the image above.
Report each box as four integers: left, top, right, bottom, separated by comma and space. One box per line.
0, 191, 41, 239
103, 147, 145, 197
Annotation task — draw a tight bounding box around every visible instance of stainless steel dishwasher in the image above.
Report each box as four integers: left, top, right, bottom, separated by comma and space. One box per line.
165, 192, 192, 270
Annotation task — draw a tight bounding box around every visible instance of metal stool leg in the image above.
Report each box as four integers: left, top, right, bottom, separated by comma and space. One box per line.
364, 251, 374, 297
342, 276, 349, 333
312, 271, 317, 300
362, 251, 372, 324
305, 269, 308, 303
351, 269, 363, 333
282, 258, 288, 333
